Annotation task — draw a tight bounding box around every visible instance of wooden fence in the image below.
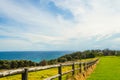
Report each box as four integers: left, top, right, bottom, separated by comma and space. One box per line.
0, 59, 99, 80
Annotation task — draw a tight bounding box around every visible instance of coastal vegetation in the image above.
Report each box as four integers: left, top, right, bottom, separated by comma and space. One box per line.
0, 49, 120, 80
0, 60, 37, 69
0, 49, 120, 70
45, 49, 120, 65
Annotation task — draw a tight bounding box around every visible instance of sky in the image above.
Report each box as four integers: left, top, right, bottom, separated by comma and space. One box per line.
0, 0, 120, 51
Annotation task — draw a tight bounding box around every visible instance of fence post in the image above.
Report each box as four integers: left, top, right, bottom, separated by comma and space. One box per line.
58, 64, 62, 80
22, 68, 28, 80
86, 63, 88, 69
83, 62, 86, 71
72, 63, 75, 75
79, 63, 82, 73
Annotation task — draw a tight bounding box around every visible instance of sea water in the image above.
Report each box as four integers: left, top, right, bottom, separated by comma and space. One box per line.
0, 51, 72, 62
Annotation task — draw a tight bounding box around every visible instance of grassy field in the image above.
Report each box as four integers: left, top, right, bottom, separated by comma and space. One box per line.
0, 58, 95, 80
0, 66, 72, 80
87, 56, 120, 80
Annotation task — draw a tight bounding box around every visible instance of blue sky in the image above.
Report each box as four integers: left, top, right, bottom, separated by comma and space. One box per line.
0, 0, 120, 51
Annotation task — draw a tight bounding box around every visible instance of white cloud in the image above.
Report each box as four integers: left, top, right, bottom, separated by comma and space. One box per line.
112, 38, 120, 43
51, 0, 120, 43
0, 0, 120, 50
0, 0, 75, 33
0, 39, 32, 51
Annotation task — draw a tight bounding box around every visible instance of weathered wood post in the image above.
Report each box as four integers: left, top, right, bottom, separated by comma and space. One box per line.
72, 63, 75, 75
85, 62, 87, 71
86, 62, 88, 69
83, 62, 86, 71
58, 64, 62, 80
88, 62, 90, 68
22, 68, 28, 80
79, 63, 82, 73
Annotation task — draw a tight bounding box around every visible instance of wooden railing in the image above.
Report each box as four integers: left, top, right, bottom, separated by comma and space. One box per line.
0, 59, 99, 80
45, 59, 99, 80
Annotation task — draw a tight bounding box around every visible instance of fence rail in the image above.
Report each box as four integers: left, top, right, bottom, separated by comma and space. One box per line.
0, 59, 99, 80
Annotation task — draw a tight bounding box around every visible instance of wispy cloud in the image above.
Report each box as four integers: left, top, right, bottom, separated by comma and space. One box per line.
0, 0, 120, 51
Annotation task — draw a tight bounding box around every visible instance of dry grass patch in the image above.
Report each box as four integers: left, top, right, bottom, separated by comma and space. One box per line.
70, 61, 98, 80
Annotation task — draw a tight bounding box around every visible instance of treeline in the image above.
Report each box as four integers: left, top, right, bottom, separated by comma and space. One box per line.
0, 60, 37, 69
0, 49, 120, 69
45, 49, 120, 65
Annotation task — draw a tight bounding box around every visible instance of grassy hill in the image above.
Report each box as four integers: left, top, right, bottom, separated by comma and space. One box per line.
87, 56, 120, 80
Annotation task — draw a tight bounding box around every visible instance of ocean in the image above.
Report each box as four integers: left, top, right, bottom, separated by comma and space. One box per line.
0, 51, 72, 62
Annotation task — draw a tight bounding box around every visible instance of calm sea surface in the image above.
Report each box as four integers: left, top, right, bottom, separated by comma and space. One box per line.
0, 51, 72, 62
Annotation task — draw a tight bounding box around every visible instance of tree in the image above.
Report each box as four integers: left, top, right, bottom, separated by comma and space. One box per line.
39, 60, 47, 66
17, 60, 25, 67
66, 56, 73, 61
2, 63, 10, 69
88, 53, 95, 58
58, 57, 67, 62
10, 60, 18, 68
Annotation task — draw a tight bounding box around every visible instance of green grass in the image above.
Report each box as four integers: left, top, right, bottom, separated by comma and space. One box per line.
0, 63, 77, 80
0, 58, 95, 80
0, 66, 72, 80
87, 56, 120, 80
